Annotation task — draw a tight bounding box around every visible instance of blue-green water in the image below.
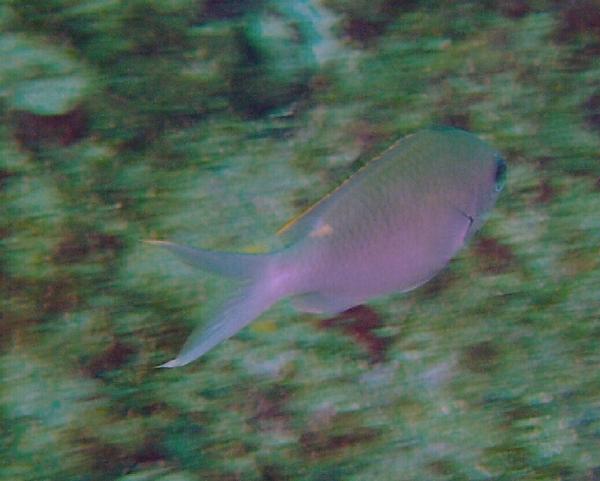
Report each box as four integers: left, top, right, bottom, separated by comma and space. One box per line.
1, 1, 599, 480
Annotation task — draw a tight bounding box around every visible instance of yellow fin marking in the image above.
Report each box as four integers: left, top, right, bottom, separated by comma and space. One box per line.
309, 223, 333, 238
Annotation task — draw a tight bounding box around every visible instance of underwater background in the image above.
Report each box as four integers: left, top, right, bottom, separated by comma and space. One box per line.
1, 1, 599, 480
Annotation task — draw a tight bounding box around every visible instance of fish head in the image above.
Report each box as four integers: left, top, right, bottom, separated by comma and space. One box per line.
460, 146, 507, 240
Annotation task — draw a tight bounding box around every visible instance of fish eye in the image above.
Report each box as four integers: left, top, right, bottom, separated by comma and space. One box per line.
494, 154, 507, 192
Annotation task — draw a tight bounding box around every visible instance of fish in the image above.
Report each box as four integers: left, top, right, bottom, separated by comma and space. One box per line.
148, 126, 506, 367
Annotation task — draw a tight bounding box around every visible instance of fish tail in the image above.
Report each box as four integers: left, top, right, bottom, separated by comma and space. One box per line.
148, 240, 292, 367
158, 281, 280, 368
144, 240, 267, 279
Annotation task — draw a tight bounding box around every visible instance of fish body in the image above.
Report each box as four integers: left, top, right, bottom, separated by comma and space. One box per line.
151, 127, 506, 367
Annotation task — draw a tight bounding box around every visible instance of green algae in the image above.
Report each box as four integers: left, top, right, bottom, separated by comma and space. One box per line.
1, 1, 599, 480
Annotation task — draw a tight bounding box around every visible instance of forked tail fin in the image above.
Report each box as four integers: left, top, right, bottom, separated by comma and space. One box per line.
146, 240, 283, 367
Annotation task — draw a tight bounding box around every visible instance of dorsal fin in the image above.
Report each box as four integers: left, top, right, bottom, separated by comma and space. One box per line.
276, 191, 337, 242
277, 136, 408, 243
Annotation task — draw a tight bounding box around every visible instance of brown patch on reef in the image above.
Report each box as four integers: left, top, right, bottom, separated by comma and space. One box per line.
440, 112, 471, 131
0, 170, 15, 189
131, 439, 166, 466
319, 305, 390, 363
504, 403, 539, 423
344, 18, 388, 45
300, 422, 380, 459
53, 234, 89, 263
419, 268, 458, 298
249, 385, 293, 424
246, 386, 295, 442
474, 236, 515, 273
199, 0, 248, 20
339, 0, 417, 46
0, 275, 46, 344
428, 458, 459, 477
537, 179, 556, 204
584, 94, 600, 132
75, 432, 166, 475
348, 120, 385, 152
84, 340, 135, 377
588, 466, 600, 480
14, 108, 87, 150
309, 73, 333, 94
555, 0, 600, 68
53, 231, 123, 264
498, 0, 531, 19
461, 340, 500, 373
557, 0, 600, 41
261, 464, 288, 481
537, 155, 554, 168
79, 436, 127, 475
42, 276, 81, 314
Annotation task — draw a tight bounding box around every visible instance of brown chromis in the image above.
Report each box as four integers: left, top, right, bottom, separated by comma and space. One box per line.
149, 127, 506, 367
